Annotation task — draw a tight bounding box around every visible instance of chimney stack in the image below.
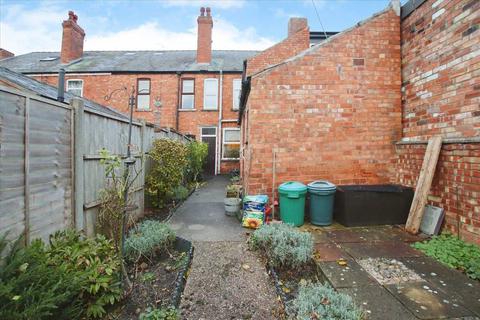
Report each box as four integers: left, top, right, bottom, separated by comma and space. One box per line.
288, 17, 308, 37
196, 7, 213, 64
0, 49, 14, 60
61, 11, 85, 64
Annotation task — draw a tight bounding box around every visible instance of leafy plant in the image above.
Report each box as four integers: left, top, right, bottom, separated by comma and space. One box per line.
46, 230, 122, 318
288, 282, 363, 320
172, 185, 190, 202
140, 272, 156, 283
185, 140, 208, 184
249, 223, 313, 269
124, 220, 176, 262
413, 233, 480, 280
139, 306, 179, 320
0, 237, 82, 320
146, 139, 188, 207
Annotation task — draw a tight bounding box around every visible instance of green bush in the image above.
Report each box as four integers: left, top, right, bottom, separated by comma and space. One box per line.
47, 230, 122, 318
172, 185, 190, 202
146, 139, 188, 207
186, 140, 208, 183
288, 282, 363, 320
0, 231, 122, 319
249, 223, 313, 269
139, 306, 179, 320
413, 233, 480, 280
0, 238, 82, 320
124, 220, 176, 261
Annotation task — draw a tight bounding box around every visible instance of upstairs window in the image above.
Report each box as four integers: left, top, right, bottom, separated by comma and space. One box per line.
222, 128, 240, 160
181, 79, 195, 109
66, 79, 83, 97
203, 78, 218, 110
233, 79, 241, 110
137, 78, 150, 110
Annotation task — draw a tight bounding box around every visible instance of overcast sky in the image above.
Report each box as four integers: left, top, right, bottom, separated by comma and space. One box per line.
0, 0, 394, 55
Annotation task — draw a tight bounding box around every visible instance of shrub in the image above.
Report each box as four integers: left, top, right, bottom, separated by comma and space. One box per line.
0, 238, 82, 320
288, 282, 363, 320
249, 223, 313, 269
46, 230, 122, 318
124, 220, 176, 261
139, 306, 179, 320
185, 140, 208, 183
172, 185, 190, 202
413, 233, 480, 280
0, 230, 121, 319
146, 139, 188, 207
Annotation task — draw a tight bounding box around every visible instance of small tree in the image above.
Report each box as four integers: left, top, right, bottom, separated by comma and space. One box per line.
146, 139, 188, 207
186, 140, 208, 184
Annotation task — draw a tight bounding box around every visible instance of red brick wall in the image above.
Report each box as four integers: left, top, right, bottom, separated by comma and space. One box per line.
246, 25, 310, 76
401, 0, 480, 139
242, 7, 401, 195
394, 0, 480, 243
33, 72, 241, 174
394, 143, 480, 244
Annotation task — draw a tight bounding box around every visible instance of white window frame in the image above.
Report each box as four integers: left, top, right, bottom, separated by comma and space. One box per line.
203, 78, 218, 110
66, 79, 84, 97
222, 128, 240, 160
232, 79, 241, 110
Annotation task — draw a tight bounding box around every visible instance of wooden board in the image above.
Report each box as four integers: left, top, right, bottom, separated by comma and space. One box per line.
405, 136, 442, 234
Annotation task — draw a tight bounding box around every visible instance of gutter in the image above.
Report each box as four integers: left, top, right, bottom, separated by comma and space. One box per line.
238, 59, 251, 125
217, 70, 223, 175
175, 71, 181, 130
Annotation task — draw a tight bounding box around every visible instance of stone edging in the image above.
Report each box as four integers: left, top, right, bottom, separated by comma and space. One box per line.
170, 236, 195, 308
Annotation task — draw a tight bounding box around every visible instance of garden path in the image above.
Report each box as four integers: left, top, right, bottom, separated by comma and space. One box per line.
169, 176, 281, 319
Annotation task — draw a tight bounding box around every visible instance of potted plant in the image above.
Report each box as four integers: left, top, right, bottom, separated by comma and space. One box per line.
224, 184, 242, 217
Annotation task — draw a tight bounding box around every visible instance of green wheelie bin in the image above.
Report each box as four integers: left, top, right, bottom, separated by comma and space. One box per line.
278, 181, 307, 226
307, 180, 337, 226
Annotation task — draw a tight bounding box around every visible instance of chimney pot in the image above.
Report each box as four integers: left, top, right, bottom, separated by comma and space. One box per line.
200, 7, 205, 16
206, 7, 211, 16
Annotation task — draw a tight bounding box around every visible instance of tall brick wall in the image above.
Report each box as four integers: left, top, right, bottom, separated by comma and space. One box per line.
34, 72, 242, 174
394, 0, 480, 243
242, 7, 401, 195
246, 24, 310, 76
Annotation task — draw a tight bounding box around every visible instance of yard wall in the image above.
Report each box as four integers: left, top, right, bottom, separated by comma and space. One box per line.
242, 7, 401, 195
0, 84, 190, 243
34, 72, 241, 173
394, 0, 480, 243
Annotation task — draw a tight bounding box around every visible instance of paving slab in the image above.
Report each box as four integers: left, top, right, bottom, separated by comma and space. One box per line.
338, 284, 417, 320
341, 241, 423, 259
314, 242, 351, 262
385, 282, 475, 319
318, 259, 377, 288
401, 257, 480, 316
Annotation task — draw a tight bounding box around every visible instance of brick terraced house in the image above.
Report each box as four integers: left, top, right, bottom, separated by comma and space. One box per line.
239, 0, 480, 244
0, 8, 256, 175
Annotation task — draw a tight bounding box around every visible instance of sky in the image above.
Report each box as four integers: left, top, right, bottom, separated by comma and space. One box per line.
0, 0, 396, 55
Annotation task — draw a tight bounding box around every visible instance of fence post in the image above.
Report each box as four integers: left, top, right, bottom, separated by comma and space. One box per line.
72, 98, 85, 233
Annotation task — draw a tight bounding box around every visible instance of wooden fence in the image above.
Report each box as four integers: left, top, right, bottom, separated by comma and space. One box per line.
0, 85, 191, 243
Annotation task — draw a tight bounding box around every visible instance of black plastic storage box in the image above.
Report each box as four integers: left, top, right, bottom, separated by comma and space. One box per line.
333, 185, 414, 226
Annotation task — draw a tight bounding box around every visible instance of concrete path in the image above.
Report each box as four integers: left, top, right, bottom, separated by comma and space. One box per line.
168, 176, 280, 320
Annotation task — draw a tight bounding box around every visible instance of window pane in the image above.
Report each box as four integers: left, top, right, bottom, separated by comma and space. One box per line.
67, 80, 83, 97
233, 79, 241, 110
204, 79, 218, 95
181, 95, 194, 109
202, 127, 216, 136
223, 144, 240, 159
204, 95, 217, 109
137, 94, 150, 110
182, 80, 194, 94
138, 79, 150, 94
224, 129, 240, 142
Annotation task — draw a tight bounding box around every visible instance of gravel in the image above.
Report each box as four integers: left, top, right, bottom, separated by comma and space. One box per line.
358, 258, 424, 285
180, 241, 282, 320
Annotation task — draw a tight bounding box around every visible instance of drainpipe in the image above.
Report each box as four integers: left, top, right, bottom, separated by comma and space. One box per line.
57, 68, 65, 102
217, 70, 223, 175
175, 71, 181, 131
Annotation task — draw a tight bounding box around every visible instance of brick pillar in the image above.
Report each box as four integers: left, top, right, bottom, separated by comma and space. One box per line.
196, 7, 213, 64
61, 11, 85, 64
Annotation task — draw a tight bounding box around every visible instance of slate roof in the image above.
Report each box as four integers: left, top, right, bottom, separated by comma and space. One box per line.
0, 50, 258, 74
0, 66, 129, 119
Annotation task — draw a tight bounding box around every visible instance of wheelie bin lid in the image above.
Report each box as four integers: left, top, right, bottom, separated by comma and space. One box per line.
279, 181, 307, 193
307, 180, 336, 191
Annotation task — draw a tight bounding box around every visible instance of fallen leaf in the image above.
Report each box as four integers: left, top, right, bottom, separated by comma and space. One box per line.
337, 259, 347, 266
299, 278, 307, 286
242, 264, 251, 271
282, 287, 291, 293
